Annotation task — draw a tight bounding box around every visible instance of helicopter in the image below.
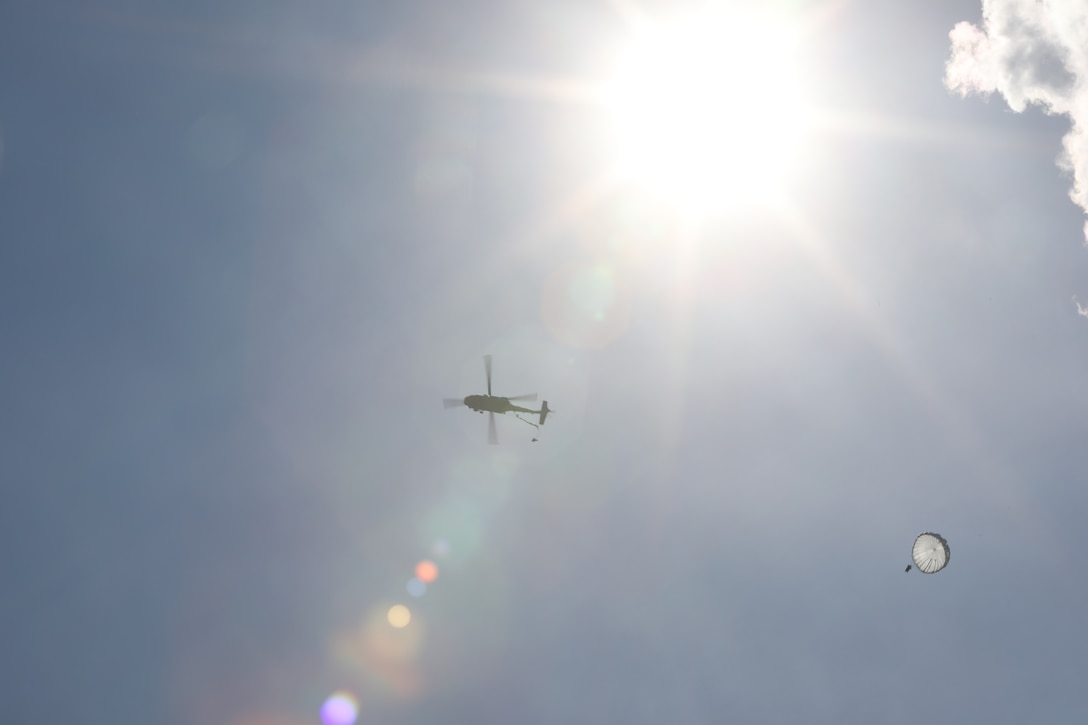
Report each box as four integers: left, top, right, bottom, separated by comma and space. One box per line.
443, 354, 552, 444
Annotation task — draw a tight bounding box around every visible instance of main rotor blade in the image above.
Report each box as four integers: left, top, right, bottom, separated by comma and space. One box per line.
443, 398, 465, 409
488, 411, 497, 445
484, 354, 492, 396
506, 393, 537, 402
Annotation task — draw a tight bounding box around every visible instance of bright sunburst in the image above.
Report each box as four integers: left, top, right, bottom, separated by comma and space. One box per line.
600, 4, 812, 219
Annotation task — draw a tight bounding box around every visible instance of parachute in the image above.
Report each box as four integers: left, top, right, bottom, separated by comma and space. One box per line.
911, 532, 950, 574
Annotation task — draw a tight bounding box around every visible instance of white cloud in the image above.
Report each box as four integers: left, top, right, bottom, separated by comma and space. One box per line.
946, 1, 1088, 242
1076, 297, 1088, 319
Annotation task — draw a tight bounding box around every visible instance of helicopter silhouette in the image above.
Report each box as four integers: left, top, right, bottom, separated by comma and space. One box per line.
443, 355, 551, 444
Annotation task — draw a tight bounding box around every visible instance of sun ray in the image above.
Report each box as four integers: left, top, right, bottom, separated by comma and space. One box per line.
775, 203, 1053, 535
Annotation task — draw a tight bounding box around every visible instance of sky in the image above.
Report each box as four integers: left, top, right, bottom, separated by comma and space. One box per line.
3, 1, 1088, 724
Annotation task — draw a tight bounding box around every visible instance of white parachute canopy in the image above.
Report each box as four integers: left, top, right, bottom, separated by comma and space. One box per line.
912, 532, 950, 574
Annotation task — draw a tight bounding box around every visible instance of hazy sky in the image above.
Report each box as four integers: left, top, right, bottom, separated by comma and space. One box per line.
4, 1, 1088, 724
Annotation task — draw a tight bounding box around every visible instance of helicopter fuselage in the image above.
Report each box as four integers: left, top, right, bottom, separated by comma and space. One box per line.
463, 394, 538, 416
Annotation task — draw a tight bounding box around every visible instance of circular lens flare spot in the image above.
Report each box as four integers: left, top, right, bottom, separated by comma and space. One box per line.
570, 265, 616, 320
541, 262, 631, 349
415, 560, 439, 584
406, 577, 427, 597
320, 692, 358, 725
387, 604, 412, 628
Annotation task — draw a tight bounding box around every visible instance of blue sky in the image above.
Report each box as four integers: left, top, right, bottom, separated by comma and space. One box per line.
4, 1, 1088, 723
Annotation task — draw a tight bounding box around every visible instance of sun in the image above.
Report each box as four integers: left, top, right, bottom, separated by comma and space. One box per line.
599, 4, 812, 219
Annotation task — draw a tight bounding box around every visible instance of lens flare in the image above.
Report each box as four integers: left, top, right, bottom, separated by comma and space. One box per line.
433, 539, 450, 558
541, 262, 631, 349
387, 604, 412, 628
415, 560, 439, 584
320, 692, 358, 725
406, 577, 427, 597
